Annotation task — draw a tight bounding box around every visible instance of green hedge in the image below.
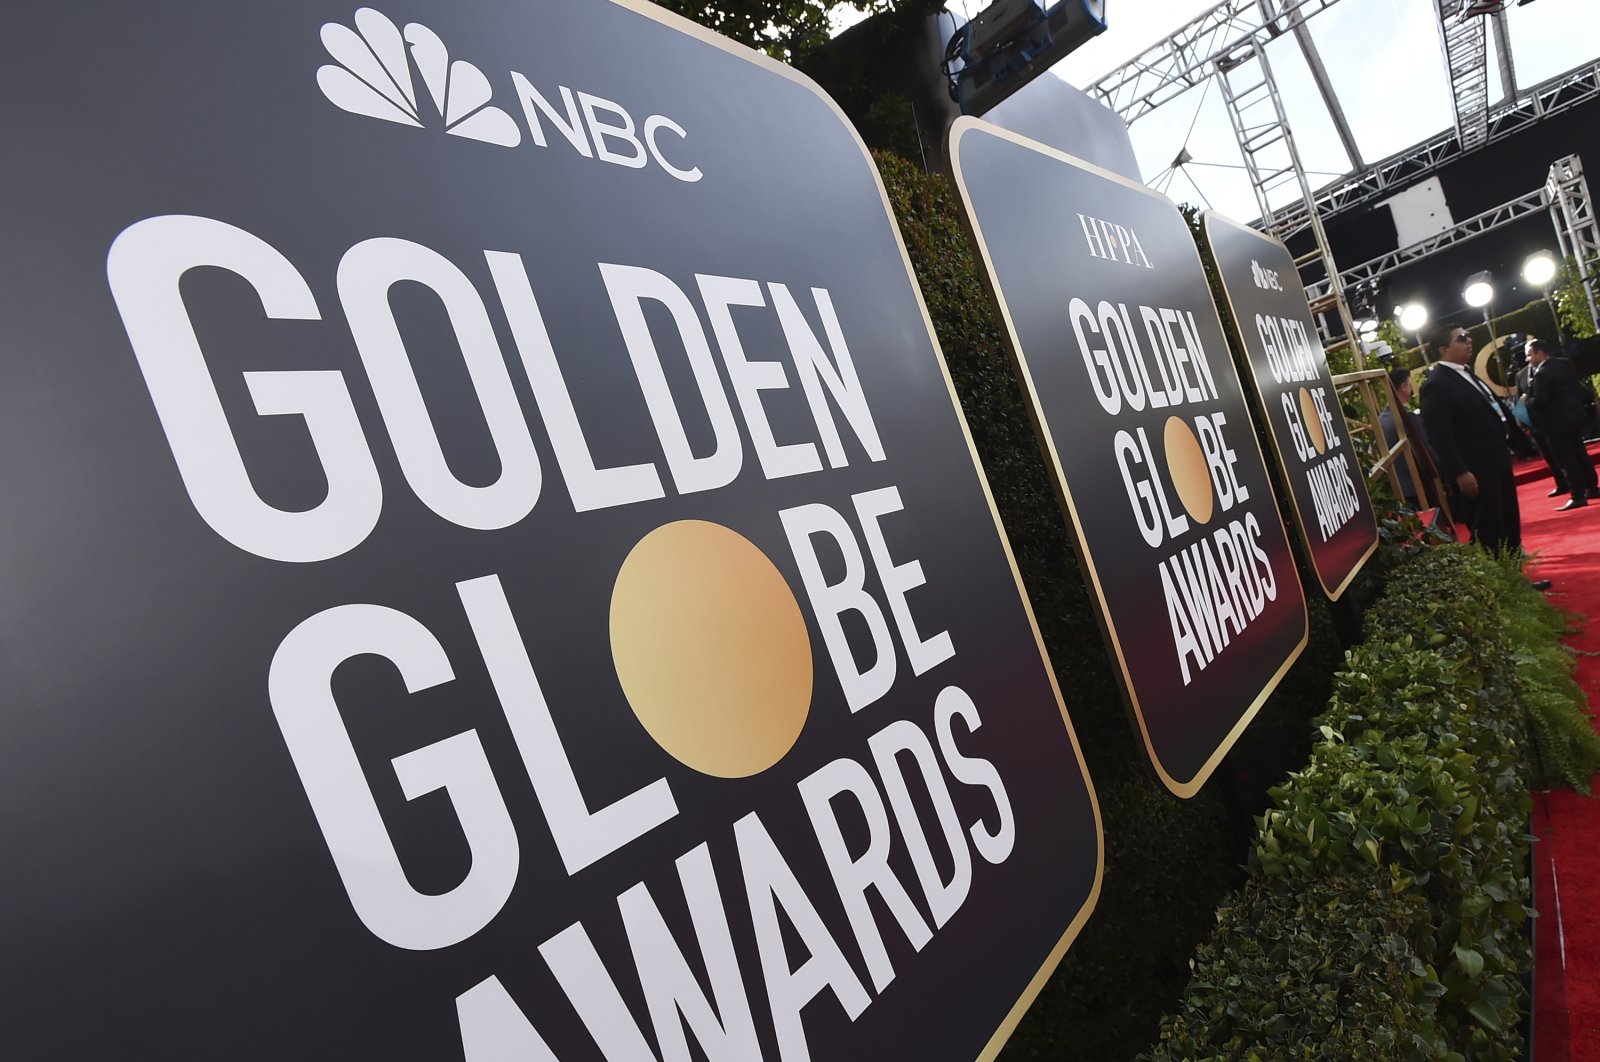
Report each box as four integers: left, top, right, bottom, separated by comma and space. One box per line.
866, 149, 1597, 1057
1496, 556, 1600, 793
875, 143, 1278, 1062
1143, 873, 1439, 1060
1146, 546, 1542, 1059
873, 149, 1423, 1057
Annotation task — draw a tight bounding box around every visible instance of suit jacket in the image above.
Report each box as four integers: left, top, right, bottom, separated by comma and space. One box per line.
1526, 356, 1587, 435
1420, 362, 1513, 482
1380, 403, 1441, 501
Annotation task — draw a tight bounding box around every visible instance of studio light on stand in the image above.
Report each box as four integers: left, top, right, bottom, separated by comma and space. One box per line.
1463, 270, 1510, 388
1398, 302, 1428, 357
1351, 281, 1377, 321
1523, 251, 1557, 288
944, 0, 1107, 115
1523, 251, 1563, 342
1357, 318, 1379, 354
1463, 271, 1495, 311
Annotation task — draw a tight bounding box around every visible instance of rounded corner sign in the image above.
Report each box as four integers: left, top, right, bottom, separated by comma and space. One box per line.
0, 3, 1100, 1059
1200, 212, 1379, 601
947, 120, 1308, 799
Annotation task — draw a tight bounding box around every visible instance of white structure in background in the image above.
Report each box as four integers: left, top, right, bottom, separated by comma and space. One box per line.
1382, 178, 1454, 249
1336, 155, 1600, 334
1081, 0, 1600, 356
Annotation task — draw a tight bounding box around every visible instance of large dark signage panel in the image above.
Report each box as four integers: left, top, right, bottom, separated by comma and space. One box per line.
0, 5, 1101, 1059
948, 119, 1308, 797
1202, 212, 1378, 600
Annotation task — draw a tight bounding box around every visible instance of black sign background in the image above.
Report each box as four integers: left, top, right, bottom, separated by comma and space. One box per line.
0, 4, 1100, 1058
1202, 212, 1378, 600
949, 119, 1308, 797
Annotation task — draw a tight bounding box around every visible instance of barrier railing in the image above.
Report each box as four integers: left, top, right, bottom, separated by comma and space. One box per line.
1332, 365, 1455, 529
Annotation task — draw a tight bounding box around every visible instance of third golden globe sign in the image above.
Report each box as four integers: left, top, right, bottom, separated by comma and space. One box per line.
0, 4, 1100, 1059
1201, 213, 1378, 599
948, 119, 1308, 797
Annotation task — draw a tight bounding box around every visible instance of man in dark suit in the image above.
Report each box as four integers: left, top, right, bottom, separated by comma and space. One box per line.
1379, 367, 1446, 516
1419, 323, 1523, 556
1517, 354, 1570, 497
1524, 337, 1599, 510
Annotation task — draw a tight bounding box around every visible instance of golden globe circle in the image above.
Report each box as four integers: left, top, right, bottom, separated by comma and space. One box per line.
610, 520, 813, 778
1163, 416, 1214, 525
1298, 388, 1327, 455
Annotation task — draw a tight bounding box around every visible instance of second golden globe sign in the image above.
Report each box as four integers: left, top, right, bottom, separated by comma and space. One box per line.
0, 3, 1100, 1059
1201, 213, 1378, 599
948, 119, 1309, 797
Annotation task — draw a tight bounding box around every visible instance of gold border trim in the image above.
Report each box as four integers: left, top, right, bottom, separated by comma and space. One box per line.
1199, 210, 1380, 602
606, 6, 1104, 1057
947, 116, 1309, 800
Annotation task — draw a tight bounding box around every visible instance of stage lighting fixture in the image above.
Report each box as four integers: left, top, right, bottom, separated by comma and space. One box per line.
1398, 303, 1428, 332
1522, 251, 1557, 288
1458, 0, 1504, 15
1352, 286, 1376, 320
1463, 271, 1494, 309
945, 0, 1108, 116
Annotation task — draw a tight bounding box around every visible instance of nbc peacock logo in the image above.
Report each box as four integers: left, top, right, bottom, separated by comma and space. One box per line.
316, 7, 521, 147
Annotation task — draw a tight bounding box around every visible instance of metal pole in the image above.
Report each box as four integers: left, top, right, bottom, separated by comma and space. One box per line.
1484, 304, 1511, 392
1545, 290, 1564, 344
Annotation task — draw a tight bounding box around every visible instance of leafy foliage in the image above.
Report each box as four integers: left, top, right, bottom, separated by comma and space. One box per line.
653, 0, 840, 60
875, 149, 1340, 1060
1147, 874, 1442, 1060
657, 0, 942, 64
1553, 254, 1598, 341
870, 151, 1577, 1060
1480, 553, 1600, 791
1372, 317, 1410, 359
1149, 546, 1548, 1059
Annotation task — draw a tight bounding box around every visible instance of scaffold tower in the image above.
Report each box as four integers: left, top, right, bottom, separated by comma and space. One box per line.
1088, 0, 1600, 359
1212, 35, 1357, 352
1332, 155, 1598, 327
1548, 156, 1600, 329
1436, 0, 1491, 152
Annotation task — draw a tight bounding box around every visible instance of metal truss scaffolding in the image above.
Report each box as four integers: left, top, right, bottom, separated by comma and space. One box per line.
1436, 0, 1490, 152
1088, 0, 1600, 358
1336, 187, 1547, 289
1331, 155, 1600, 333
1214, 36, 1356, 349
1312, 59, 1600, 221
1548, 156, 1600, 329
1090, 0, 1600, 222
1089, 0, 1349, 126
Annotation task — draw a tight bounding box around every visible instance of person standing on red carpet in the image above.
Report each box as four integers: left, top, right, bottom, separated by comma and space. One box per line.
1420, 323, 1524, 556
1525, 337, 1599, 511
1516, 356, 1572, 499
1380, 366, 1449, 518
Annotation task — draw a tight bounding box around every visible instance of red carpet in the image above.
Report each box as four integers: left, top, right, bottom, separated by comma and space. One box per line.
1521, 446, 1600, 1061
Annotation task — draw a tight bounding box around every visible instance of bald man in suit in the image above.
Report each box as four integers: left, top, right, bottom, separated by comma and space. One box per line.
1524, 337, 1599, 510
